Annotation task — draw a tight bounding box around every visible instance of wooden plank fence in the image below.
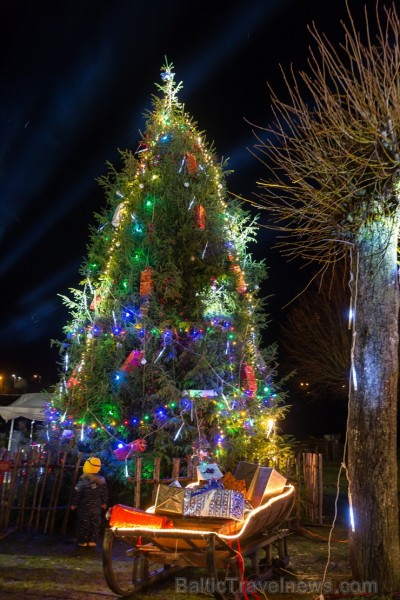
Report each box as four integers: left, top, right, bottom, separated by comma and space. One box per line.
133, 455, 196, 507
0, 448, 324, 535
0, 448, 83, 535
294, 452, 324, 526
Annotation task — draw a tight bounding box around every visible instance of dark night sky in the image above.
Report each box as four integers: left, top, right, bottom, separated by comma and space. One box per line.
0, 0, 382, 388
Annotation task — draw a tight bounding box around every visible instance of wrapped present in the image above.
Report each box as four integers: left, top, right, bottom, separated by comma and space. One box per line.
154, 484, 185, 516
168, 480, 182, 488
234, 462, 287, 507
183, 487, 244, 521
221, 471, 247, 494
197, 462, 223, 481
109, 504, 173, 529
234, 462, 258, 490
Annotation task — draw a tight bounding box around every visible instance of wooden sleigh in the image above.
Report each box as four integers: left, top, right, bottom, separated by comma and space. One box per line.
102, 484, 295, 599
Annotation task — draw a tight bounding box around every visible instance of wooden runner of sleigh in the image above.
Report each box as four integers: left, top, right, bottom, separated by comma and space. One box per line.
102, 483, 295, 599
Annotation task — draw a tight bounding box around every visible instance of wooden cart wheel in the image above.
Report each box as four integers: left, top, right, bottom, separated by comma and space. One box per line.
103, 528, 147, 597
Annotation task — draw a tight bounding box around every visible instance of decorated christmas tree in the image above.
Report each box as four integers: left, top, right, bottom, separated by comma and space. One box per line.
48, 62, 290, 471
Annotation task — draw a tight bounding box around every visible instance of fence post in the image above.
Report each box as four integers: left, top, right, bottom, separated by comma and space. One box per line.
186, 455, 194, 481
4, 450, 22, 531
18, 449, 36, 530
35, 452, 51, 532
294, 453, 302, 529
28, 450, 43, 531
151, 457, 161, 502
134, 456, 143, 508
317, 453, 323, 525
301, 452, 323, 525
61, 452, 83, 535
48, 452, 68, 534
171, 458, 180, 482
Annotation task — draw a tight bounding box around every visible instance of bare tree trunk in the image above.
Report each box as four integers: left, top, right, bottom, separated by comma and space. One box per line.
348, 216, 400, 594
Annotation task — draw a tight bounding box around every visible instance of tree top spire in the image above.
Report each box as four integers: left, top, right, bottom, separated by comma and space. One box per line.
156, 58, 183, 112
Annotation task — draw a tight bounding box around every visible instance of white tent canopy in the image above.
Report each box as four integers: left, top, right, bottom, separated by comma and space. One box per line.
0, 393, 49, 422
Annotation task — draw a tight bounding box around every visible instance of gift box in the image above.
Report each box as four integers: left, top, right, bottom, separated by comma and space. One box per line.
154, 484, 185, 516
197, 462, 223, 481
109, 504, 173, 529
183, 487, 244, 521
221, 471, 247, 494
234, 462, 287, 507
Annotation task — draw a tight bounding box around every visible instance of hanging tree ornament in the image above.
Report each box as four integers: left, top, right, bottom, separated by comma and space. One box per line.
66, 370, 80, 389
112, 201, 127, 227
139, 265, 155, 319
113, 438, 147, 461
192, 435, 212, 461
228, 254, 247, 294
241, 362, 258, 396
90, 293, 102, 311
194, 204, 206, 230
186, 153, 198, 175
121, 349, 145, 373
154, 327, 176, 362
161, 66, 174, 82
148, 222, 155, 241
140, 266, 155, 297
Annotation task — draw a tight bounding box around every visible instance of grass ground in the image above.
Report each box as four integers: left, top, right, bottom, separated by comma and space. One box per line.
0, 460, 353, 600
0, 524, 352, 600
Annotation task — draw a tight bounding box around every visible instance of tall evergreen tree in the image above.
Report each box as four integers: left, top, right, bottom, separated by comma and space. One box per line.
49, 63, 289, 470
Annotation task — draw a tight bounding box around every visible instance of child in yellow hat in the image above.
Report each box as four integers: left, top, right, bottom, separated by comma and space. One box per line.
71, 457, 108, 547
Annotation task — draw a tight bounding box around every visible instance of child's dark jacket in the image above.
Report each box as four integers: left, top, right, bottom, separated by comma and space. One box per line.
72, 473, 108, 512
